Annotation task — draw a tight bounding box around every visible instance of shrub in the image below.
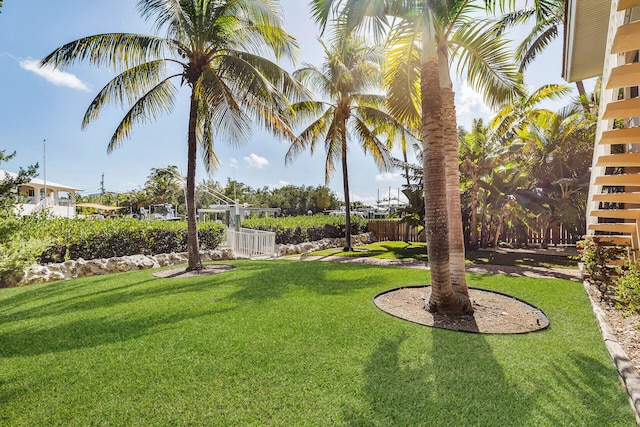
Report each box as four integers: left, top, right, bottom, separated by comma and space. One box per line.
241, 214, 367, 245
615, 262, 640, 315
577, 236, 628, 302
23, 217, 225, 262
0, 216, 50, 286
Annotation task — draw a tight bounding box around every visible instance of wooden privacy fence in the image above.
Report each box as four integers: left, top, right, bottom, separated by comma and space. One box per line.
367, 220, 426, 242
368, 220, 578, 246
503, 224, 577, 246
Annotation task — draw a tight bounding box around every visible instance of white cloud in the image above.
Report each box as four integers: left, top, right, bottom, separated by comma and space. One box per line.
229, 158, 239, 169
243, 153, 269, 169
375, 172, 400, 182
19, 58, 90, 91
267, 180, 291, 190
456, 80, 491, 116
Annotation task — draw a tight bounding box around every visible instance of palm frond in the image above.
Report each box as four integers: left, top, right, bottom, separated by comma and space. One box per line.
41, 33, 169, 71
107, 78, 177, 152
285, 107, 333, 164
516, 23, 558, 72
352, 115, 392, 172
450, 19, 522, 108
83, 60, 173, 128
383, 18, 421, 130
197, 67, 252, 147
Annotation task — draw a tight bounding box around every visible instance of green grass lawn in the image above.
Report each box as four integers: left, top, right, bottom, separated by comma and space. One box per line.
0, 260, 633, 426
310, 241, 578, 269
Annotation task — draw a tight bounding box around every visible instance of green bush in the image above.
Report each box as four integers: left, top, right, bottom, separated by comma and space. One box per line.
241, 214, 367, 244
0, 217, 50, 286
615, 262, 640, 315
577, 236, 628, 301
22, 217, 225, 263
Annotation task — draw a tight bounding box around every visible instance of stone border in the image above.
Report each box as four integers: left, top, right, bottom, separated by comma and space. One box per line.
584, 280, 640, 424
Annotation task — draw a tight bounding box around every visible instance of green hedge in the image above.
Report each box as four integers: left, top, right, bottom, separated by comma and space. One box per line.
21, 217, 225, 263
241, 214, 367, 245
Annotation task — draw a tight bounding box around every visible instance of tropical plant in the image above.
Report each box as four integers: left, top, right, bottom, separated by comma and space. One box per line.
615, 261, 640, 315
577, 236, 627, 302
144, 165, 183, 208
285, 33, 396, 251
513, 109, 593, 246
0, 151, 46, 286
489, 82, 571, 144
41, 0, 305, 271
310, 0, 520, 315
459, 119, 516, 248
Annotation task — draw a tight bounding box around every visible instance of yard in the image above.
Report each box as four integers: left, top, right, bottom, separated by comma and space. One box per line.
0, 260, 635, 426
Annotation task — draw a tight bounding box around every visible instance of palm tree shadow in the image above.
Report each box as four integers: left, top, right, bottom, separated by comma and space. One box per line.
342, 327, 531, 425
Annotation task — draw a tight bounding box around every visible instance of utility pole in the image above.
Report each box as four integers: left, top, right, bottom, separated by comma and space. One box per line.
43, 139, 47, 207
100, 173, 105, 204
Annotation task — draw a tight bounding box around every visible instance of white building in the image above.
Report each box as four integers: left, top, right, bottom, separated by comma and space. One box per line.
0, 169, 82, 218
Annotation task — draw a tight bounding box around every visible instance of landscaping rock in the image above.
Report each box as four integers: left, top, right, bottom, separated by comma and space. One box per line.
16, 233, 374, 286
18, 249, 237, 286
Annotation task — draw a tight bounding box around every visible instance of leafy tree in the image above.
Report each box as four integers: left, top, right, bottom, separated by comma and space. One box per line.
490, 83, 572, 144
42, 0, 305, 271
459, 119, 517, 249
0, 151, 45, 286
0, 150, 37, 215
286, 33, 396, 250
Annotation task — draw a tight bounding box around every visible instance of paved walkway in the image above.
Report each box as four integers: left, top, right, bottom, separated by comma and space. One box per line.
285, 254, 582, 281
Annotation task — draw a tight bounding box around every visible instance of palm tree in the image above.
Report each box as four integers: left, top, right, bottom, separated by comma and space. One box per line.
311, 0, 519, 315
459, 119, 512, 249
490, 82, 571, 143
41, 0, 305, 270
145, 165, 182, 206
495, 0, 590, 105
514, 110, 593, 247
285, 34, 397, 251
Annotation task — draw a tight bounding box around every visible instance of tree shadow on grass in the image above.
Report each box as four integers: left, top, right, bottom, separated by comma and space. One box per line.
466, 250, 577, 269
0, 304, 234, 358
326, 242, 428, 261
223, 260, 394, 303
343, 330, 635, 426
0, 266, 241, 324
531, 352, 636, 425
342, 329, 531, 426
0, 261, 391, 358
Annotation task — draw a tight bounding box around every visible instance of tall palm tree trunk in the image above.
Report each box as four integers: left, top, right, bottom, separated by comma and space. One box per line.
469, 179, 479, 249
441, 75, 471, 302
186, 88, 202, 270
342, 128, 352, 252
402, 142, 411, 242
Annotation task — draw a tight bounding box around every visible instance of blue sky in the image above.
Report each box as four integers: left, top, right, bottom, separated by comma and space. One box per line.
0, 1, 586, 205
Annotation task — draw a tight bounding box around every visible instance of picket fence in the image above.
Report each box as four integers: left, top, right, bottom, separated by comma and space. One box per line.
225, 228, 276, 258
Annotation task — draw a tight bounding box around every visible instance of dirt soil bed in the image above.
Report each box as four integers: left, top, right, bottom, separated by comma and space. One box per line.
374, 286, 549, 334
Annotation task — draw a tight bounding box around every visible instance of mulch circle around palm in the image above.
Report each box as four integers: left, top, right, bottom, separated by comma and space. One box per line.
375, 286, 549, 334
152, 264, 235, 278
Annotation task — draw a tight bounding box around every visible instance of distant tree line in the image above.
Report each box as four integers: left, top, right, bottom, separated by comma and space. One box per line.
75, 166, 342, 218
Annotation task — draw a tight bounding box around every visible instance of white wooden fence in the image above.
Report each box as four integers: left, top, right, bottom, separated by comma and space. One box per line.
225, 228, 276, 258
